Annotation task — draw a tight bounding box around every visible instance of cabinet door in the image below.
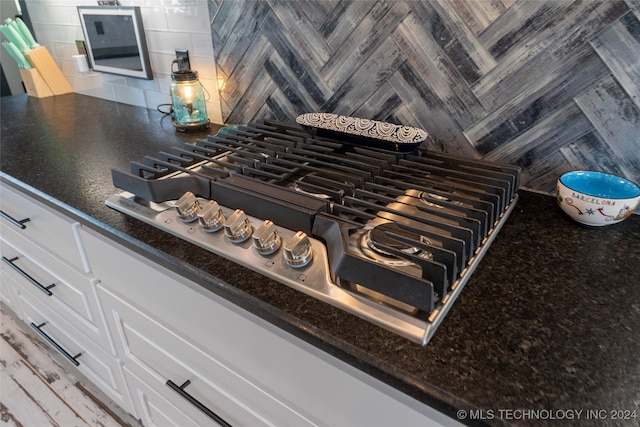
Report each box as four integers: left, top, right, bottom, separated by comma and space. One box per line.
80, 227, 455, 427
0, 242, 21, 313
15, 279, 134, 415
123, 366, 206, 427
99, 284, 314, 427
0, 234, 114, 354
0, 184, 88, 272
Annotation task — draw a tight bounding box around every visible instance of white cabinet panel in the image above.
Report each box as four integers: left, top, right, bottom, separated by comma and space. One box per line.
0, 234, 114, 354
123, 366, 207, 427
99, 284, 314, 427
15, 282, 133, 414
80, 227, 455, 427
0, 184, 88, 272
0, 241, 21, 313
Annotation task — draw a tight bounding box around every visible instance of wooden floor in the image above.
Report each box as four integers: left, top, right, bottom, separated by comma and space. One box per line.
0, 303, 141, 427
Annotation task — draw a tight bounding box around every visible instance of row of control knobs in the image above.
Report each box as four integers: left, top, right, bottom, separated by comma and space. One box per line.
175, 192, 312, 268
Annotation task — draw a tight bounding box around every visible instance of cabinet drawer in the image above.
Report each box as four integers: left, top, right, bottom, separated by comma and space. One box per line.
16, 285, 133, 414
0, 184, 88, 272
99, 285, 313, 427
0, 236, 114, 354
124, 365, 222, 427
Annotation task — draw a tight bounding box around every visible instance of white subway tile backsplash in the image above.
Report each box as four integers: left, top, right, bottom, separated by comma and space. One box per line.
189, 57, 217, 81
37, 5, 81, 25
146, 31, 192, 54
190, 33, 215, 57
114, 85, 147, 107
165, 2, 210, 32
73, 76, 117, 101
138, 6, 170, 31
144, 89, 172, 112
126, 77, 160, 92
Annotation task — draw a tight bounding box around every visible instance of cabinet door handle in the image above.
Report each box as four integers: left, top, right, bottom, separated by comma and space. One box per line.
166, 379, 232, 427
30, 322, 81, 366
2, 256, 56, 296
0, 210, 31, 229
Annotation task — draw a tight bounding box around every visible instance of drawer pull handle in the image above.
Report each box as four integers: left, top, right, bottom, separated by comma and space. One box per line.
0, 210, 31, 229
2, 256, 56, 296
30, 322, 81, 366
166, 379, 232, 427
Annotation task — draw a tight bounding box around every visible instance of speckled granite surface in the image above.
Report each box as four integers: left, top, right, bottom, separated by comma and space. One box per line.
2, 94, 639, 426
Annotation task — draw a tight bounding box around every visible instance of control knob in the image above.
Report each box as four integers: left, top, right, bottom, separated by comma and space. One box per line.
283, 231, 313, 268
252, 220, 281, 255
175, 192, 200, 222
198, 200, 225, 232
224, 209, 252, 243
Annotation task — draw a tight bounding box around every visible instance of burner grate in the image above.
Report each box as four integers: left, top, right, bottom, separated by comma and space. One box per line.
107, 119, 521, 344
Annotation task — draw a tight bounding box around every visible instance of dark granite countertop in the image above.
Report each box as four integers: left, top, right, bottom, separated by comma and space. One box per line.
2, 94, 639, 426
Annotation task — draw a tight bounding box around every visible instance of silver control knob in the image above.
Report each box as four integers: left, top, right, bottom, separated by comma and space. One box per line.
224, 209, 253, 243
197, 200, 225, 232
283, 231, 313, 268
252, 220, 281, 255
175, 192, 200, 222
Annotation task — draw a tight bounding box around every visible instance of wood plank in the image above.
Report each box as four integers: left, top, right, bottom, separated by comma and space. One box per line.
58, 382, 133, 427
472, 1, 630, 110
227, 65, 275, 124
422, 0, 498, 78
320, 1, 375, 49
213, 1, 272, 77
1, 335, 21, 368
321, 1, 410, 90
387, 67, 478, 157
466, 47, 609, 154
1, 304, 137, 427
478, 0, 577, 58
221, 33, 274, 109
559, 132, 629, 178
393, 12, 486, 128
293, 0, 337, 30
574, 74, 640, 181
626, 0, 640, 15
322, 37, 405, 115
482, 102, 593, 164
262, 12, 332, 105
1, 307, 75, 395
591, 11, 640, 110
1, 360, 89, 427
269, 0, 332, 68
519, 150, 573, 193
263, 52, 320, 113
448, 0, 512, 35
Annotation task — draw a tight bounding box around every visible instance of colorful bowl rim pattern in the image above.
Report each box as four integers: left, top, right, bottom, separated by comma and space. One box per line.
559, 171, 640, 200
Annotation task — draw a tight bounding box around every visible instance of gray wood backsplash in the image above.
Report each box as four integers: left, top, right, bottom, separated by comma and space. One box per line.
207, 0, 640, 196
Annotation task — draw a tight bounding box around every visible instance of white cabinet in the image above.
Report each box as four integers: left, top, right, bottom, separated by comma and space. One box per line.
1, 180, 456, 427
80, 226, 456, 427
0, 184, 89, 273
0, 182, 134, 415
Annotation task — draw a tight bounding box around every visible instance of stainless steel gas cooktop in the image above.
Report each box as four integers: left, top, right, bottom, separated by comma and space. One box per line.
106, 118, 520, 345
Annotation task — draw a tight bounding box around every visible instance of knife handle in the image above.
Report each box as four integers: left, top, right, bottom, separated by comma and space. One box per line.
16, 18, 39, 49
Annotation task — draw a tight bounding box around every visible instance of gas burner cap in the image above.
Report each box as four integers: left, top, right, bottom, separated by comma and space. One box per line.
418, 191, 465, 207
364, 223, 433, 262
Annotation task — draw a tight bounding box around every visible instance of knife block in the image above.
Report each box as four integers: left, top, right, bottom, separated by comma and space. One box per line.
24, 46, 73, 96
19, 68, 54, 98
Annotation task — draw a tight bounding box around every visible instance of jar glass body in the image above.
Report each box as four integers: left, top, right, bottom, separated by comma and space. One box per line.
170, 78, 208, 125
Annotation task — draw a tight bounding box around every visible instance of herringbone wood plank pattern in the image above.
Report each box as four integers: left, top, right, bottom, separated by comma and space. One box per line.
208, 0, 640, 195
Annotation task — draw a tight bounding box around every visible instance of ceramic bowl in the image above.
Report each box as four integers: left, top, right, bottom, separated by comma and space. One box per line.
557, 171, 640, 226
